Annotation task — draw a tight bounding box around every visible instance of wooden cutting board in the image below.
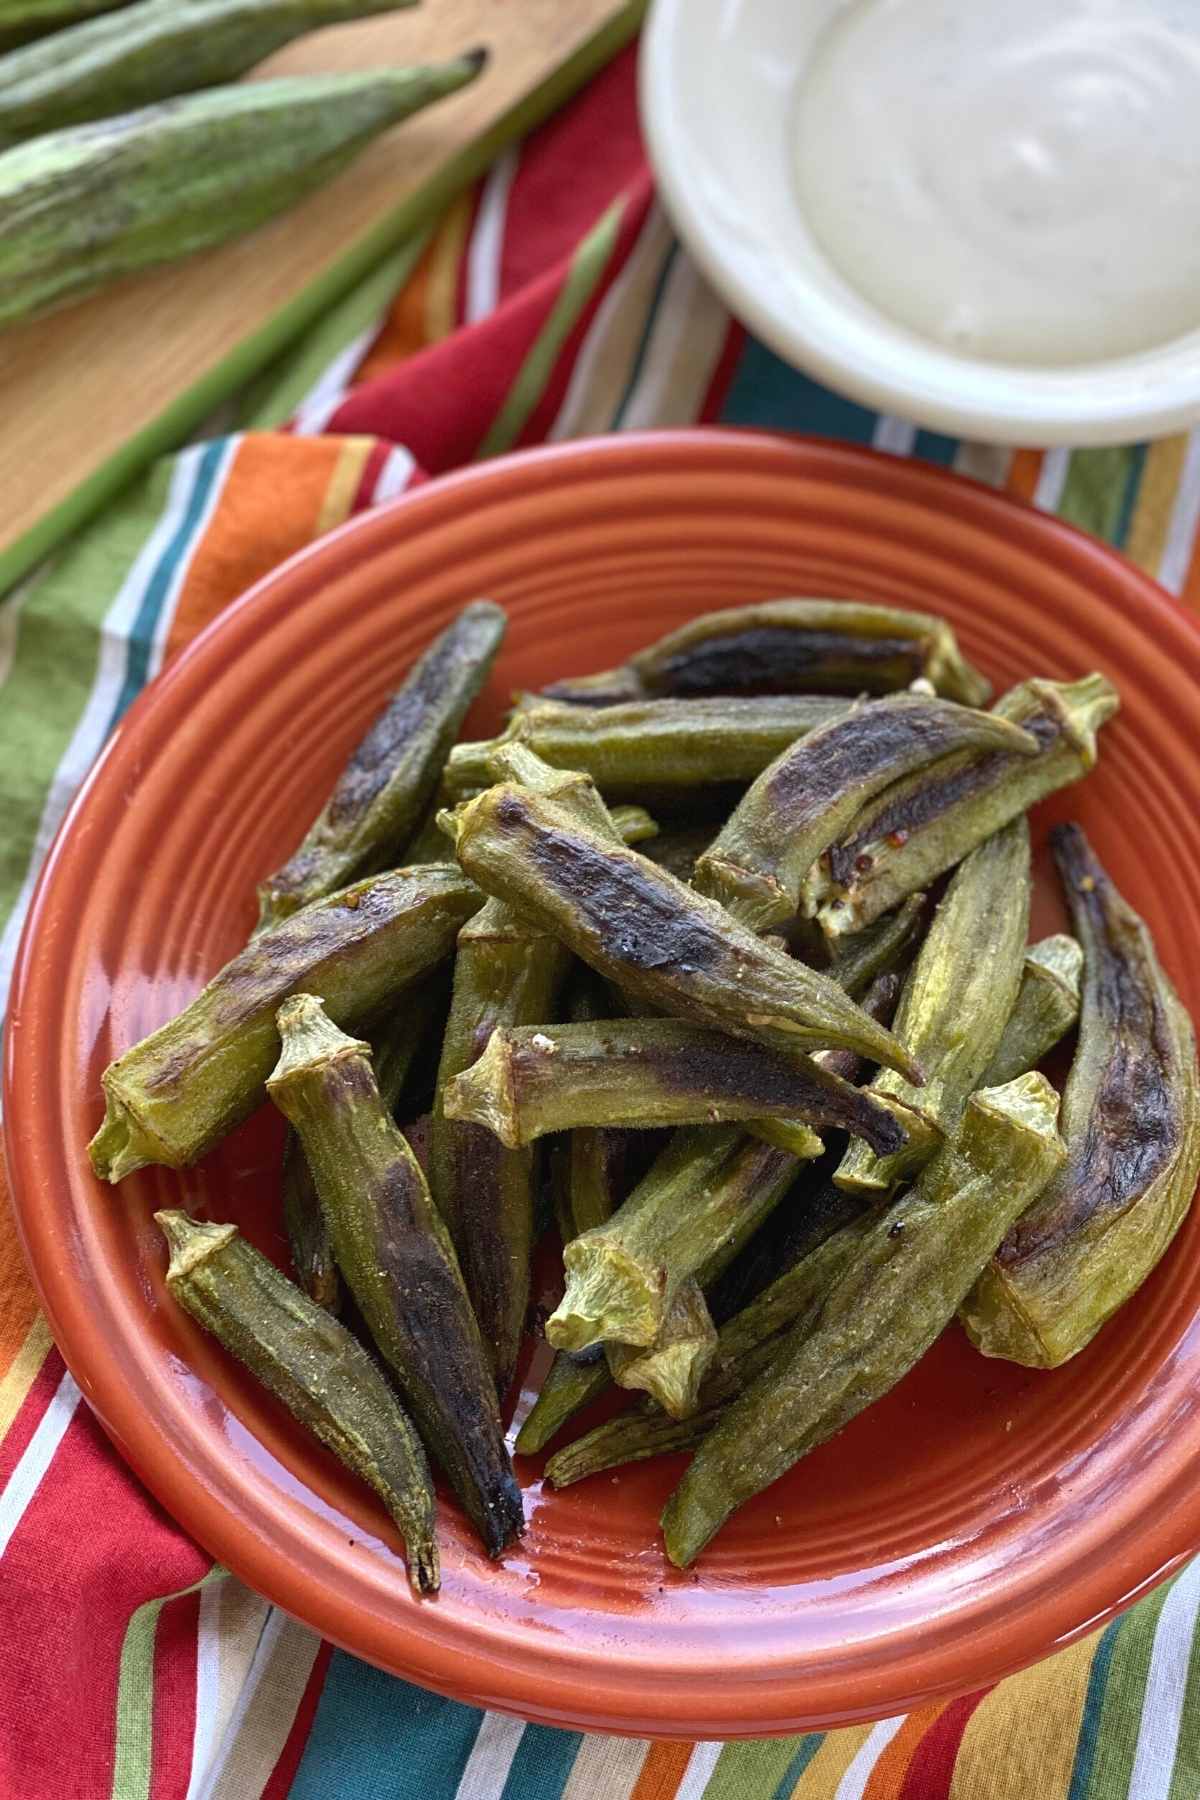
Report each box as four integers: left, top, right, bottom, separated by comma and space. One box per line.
0, 0, 642, 591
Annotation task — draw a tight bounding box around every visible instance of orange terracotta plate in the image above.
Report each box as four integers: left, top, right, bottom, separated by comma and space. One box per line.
7, 431, 1200, 1740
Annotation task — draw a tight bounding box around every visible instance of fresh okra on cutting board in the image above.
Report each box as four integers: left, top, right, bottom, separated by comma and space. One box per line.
86, 592, 1200, 1592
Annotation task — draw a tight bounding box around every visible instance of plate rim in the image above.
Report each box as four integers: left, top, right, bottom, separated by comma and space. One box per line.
8, 426, 1200, 1738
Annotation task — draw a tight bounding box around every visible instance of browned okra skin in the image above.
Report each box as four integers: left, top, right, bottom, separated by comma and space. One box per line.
88, 863, 481, 1183
256, 601, 504, 932
444, 784, 925, 1082
812, 673, 1119, 938
540, 599, 992, 706
267, 995, 523, 1558
156, 1209, 440, 1593
962, 824, 1200, 1368
444, 1017, 907, 1152
694, 693, 1037, 932
282, 972, 447, 1310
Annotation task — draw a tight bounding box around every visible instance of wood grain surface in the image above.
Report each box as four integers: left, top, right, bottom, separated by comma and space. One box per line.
0, 0, 636, 587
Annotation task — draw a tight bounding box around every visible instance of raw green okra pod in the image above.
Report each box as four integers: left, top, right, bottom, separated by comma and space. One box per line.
257, 601, 504, 932
89, 863, 480, 1183
156, 1210, 439, 1594
547, 1126, 801, 1352
443, 784, 924, 1080
836, 818, 1031, 1196
980, 933, 1083, 1087
0, 55, 487, 328
540, 599, 992, 707
283, 972, 447, 1310
445, 694, 851, 798
812, 674, 1119, 939
663, 1072, 1067, 1567
962, 825, 1200, 1368
694, 694, 1036, 933
267, 995, 523, 1557
0, 0, 417, 146
444, 1017, 907, 1152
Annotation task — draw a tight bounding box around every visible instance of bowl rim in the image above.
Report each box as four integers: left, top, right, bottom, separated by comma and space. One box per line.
639, 0, 1200, 448
8, 426, 1200, 1738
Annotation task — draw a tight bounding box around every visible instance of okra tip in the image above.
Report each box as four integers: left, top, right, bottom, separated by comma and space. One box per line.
267, 994, 370, 1093
155, 1209, 236, 1283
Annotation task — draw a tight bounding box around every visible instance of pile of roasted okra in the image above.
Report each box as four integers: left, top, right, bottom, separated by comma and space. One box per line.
89, 598, 1200, 1592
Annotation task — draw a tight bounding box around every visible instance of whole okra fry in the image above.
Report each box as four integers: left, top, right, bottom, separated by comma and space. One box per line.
812, 673, 1119, 939
89, 864, 481, 1183
693, 694, 1037, 933
268, 996, 523, 1558
663, 1072, 1067, 1567
545, 1196, 875, 1486
256, 601, 504, 933
443, 784, 924, 1080
428, 749, 652, 1395
156, 1210, 439, 1594
547, 1126, 803, 1351
540, 599, 992, 706
962, 825, 1200, 1368
836, 818, 1031, 1196
515, 1134, 801, 1453
445, 695, 851, 798
283, 972, 448, 1310
445, 1018, 908, 1150
980, 933, 1083, 1088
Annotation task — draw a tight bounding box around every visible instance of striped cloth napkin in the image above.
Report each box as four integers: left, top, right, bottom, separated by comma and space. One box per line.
3, 41, 1199, 1800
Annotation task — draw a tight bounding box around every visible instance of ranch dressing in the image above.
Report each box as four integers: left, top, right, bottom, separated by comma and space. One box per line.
793, 0, 1200, 364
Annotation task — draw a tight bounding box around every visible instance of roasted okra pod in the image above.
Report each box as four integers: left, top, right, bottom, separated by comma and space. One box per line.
980, 933, 1083, 1087
283, 973, 447, 1311
836, 818, 1031, 1195
662, 1073, 1067, 1567
961, 826, 1200, 1368
445, 695, 851, 798
256, 602, 504, 932
443, 784, 924, 1080
156, 1210, 440, 1594
693, 694, 1037, 932
267, 996, 523, 1558
811, 674, 1119, 939
540, 599, 992, 706
89, 864, 480, 1183
444, 1017, 908, 1151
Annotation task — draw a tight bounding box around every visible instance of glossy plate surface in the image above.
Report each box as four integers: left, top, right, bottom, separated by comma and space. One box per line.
8, 431, 1200, 1739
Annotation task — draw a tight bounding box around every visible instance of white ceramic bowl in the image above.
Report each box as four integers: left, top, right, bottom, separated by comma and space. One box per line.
640, 0, 1200, 446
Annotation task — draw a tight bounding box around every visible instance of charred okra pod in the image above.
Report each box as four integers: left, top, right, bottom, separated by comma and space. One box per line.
156, 1210, 439, 1594
837, 818, 1031, 1196
445, 695, 851, 798
979, 933, 1083, 1087
540, 599, 992, 706
547, 1126, 802, 1352
256, 602, 504, 932
693, 695, 1037, 933
444, 1018, 908, 1151
546, 1197, 875, 1486
663, 1073, 1066, 1566
812, 674, 1119, 939
443, 784, 924, 1081
428, 748, 651, 1395
606, 1280, 717, 1419
267, 996, 523, 1558
89, 864, 480, 1183
962, 826, 1200, 1368
282, 972, 447, 1310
